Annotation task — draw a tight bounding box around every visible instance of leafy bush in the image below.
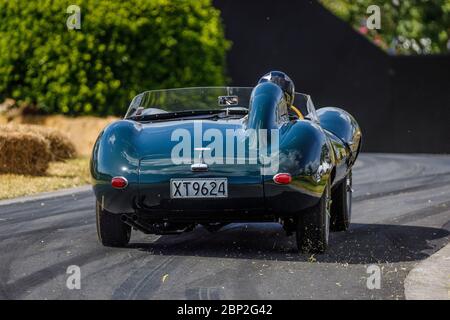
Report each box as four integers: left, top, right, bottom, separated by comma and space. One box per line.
0, 0, 230, 115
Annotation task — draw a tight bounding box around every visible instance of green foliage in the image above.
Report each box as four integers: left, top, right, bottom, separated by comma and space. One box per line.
320, 0, 450, 55
0, 0, 230, 115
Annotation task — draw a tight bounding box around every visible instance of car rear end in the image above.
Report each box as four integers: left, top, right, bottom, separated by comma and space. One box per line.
134, 119, 271, 227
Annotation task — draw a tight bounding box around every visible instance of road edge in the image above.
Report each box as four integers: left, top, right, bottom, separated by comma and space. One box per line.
404, 243, 450, 300
0, 185, 91, 206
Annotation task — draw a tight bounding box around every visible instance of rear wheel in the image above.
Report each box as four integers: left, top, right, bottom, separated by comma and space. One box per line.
296, 179, 331, 253
96, 201, 131, 247
330, 171, 352, 231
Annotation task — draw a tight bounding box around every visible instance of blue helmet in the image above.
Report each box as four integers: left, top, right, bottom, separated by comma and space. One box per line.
258, 71, 295, 106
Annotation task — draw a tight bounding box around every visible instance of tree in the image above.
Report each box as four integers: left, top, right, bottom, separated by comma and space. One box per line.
320, 0, 450, 55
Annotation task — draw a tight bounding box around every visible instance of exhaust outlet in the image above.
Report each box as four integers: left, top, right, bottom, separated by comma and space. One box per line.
121, 214, 153, 234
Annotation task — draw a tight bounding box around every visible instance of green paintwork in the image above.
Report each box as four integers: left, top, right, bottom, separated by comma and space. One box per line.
91, 83, 361, 217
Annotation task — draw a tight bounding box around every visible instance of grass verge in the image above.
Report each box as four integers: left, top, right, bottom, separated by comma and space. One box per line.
0, 157, 90, 200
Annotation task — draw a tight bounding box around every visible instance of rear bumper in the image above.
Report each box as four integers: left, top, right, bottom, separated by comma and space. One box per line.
138, 182, 264, 212
133, 207, 275, 223
93, 179, 323, 219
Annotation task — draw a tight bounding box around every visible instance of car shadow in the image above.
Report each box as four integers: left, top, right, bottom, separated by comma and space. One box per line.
127, 222, 450, 264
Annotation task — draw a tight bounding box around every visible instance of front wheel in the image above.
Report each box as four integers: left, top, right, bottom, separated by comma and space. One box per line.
96, 201, 131, 247
296, 179, 331, 253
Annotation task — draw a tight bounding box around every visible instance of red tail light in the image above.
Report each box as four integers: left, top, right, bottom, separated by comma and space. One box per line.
111, 176, 128, 189
273, 173, 292, 185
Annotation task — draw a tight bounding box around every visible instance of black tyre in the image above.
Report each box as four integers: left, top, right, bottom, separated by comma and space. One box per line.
296, 179, 331, 253
330, 171, 352, 231
96, 201, 131, 247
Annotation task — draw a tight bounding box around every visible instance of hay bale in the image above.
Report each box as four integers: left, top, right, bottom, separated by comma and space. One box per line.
27, 125, 77, 161
2, 124, 76, 161
0, 131, 52, 175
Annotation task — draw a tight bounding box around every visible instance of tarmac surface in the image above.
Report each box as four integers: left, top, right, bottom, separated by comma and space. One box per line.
0, 153, 449, 299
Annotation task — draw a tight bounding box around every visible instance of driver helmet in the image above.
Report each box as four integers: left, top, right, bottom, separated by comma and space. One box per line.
258, 71, 295, 106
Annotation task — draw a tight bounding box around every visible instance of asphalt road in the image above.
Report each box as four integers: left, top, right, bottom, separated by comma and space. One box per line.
1, 153, 449, 300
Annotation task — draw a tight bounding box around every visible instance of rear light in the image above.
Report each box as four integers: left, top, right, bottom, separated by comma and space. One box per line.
273, 173, 292, 185
111, 176, 128, 189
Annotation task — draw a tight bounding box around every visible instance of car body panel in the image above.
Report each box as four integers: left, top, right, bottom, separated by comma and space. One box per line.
91, 84, 362, 224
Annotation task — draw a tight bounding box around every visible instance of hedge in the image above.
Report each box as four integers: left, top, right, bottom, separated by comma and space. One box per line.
0, 0, 230, 116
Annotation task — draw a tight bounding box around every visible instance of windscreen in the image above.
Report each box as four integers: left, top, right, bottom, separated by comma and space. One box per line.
125, 87, 318, 122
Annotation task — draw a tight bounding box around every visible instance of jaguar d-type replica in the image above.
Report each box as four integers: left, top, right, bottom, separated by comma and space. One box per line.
91, 73, 362, 253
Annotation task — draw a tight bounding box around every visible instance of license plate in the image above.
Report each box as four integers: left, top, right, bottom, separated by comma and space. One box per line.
170, 178, 228, 199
